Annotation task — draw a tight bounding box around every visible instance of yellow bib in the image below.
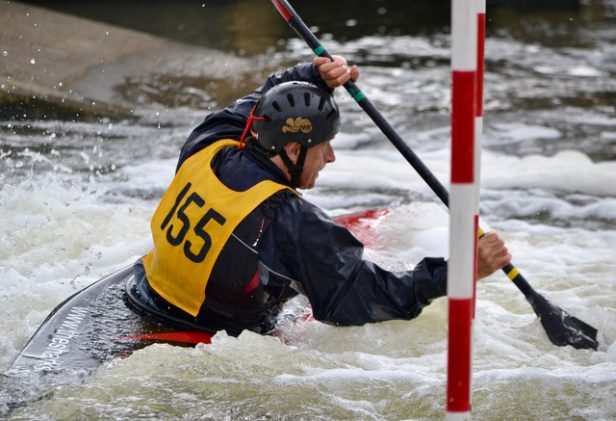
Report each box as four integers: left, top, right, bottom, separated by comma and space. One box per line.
143, 139, 296, 316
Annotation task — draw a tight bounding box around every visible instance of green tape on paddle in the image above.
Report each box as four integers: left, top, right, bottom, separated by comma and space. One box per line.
313, 45, 325, 56
349, 87, 366, 102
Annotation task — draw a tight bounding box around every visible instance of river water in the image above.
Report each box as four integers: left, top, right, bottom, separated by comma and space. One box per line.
1, 1, 616, 420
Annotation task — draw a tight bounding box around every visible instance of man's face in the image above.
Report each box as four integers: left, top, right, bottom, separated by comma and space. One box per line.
299, 140, 336, 189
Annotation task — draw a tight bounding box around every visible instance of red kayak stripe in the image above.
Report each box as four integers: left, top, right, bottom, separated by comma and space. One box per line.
243, 269, 261, 293
332, 207, 389, 226
333, 208, 389, 247
119, 331, 213, 345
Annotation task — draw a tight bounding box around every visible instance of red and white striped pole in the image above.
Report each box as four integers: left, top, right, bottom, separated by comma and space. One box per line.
447, 0, 478, 419
473, 0, 486, 318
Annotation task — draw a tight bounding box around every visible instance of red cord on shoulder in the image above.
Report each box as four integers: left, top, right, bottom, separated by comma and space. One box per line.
239, 105, 268, 150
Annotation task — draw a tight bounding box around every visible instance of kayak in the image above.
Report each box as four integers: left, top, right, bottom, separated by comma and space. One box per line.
0, 208, 387, 414
0, 264, 215, 416
4, 265, 210, 377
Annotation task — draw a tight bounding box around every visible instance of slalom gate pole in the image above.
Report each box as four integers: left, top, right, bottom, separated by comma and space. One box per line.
446, 0, 478, 419
472, 0, 486, 319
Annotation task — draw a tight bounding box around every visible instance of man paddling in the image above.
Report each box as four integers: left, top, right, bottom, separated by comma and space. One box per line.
127, 57, 511, 336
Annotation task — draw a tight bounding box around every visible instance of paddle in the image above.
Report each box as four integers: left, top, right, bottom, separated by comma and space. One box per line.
270, 0, 599, 351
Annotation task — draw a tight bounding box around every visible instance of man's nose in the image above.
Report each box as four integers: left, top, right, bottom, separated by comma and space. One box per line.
326, 143, 336, 163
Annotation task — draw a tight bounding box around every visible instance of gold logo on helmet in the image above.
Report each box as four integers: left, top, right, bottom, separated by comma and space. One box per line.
282, 117, 312, 134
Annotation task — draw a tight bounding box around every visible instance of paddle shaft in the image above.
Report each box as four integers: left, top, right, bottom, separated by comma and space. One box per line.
273, 1, 449, 206
271, 0, 541, 298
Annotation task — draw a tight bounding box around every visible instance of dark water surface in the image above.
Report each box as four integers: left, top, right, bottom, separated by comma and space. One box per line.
23, 0, 611, 50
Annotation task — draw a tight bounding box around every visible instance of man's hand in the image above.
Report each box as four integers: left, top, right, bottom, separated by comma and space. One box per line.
477, 232, 512, 280
314, 55, 359, 89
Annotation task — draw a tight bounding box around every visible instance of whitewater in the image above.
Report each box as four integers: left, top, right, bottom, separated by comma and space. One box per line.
1, 2, 615, 420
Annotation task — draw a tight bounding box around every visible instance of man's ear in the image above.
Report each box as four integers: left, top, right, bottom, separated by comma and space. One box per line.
282, 142, 302, 164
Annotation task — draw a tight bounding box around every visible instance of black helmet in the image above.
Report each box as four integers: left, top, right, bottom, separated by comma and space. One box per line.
251, 81, 340, 155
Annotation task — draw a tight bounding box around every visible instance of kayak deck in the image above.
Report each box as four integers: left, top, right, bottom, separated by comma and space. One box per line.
6, 265, 212, 377
1, 265, 213, 415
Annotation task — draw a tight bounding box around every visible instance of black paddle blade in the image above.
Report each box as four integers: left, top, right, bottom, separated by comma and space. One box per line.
528, 292, 599, 350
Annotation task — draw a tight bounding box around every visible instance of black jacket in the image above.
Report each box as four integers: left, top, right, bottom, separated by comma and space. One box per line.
131, 63, 448, 336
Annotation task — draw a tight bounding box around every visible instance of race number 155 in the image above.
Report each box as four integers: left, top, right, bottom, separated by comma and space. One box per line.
160, 182, 227, 263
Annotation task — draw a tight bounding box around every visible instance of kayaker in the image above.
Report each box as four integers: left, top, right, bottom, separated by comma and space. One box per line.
127, 56, 511, 336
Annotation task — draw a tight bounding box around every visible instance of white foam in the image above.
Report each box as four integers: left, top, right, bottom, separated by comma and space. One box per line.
120, 158, 176, 191
567, 65, 604, 77
0, 176, 152, 368
482, 150, 616, 196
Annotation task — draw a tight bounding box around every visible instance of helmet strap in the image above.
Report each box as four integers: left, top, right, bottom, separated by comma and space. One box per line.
279, 145, 308, 188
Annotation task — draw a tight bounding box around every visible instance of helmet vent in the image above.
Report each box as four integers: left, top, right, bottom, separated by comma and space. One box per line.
318, 97, 326, 111
304, 93, 311, 107
287, 94, 295, 107
326, 109, 336, 119
272, 101, 281, 112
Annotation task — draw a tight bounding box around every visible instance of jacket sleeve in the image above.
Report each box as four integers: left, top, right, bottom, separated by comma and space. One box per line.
274, 199, 448, 326
178, 63, 329, 168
